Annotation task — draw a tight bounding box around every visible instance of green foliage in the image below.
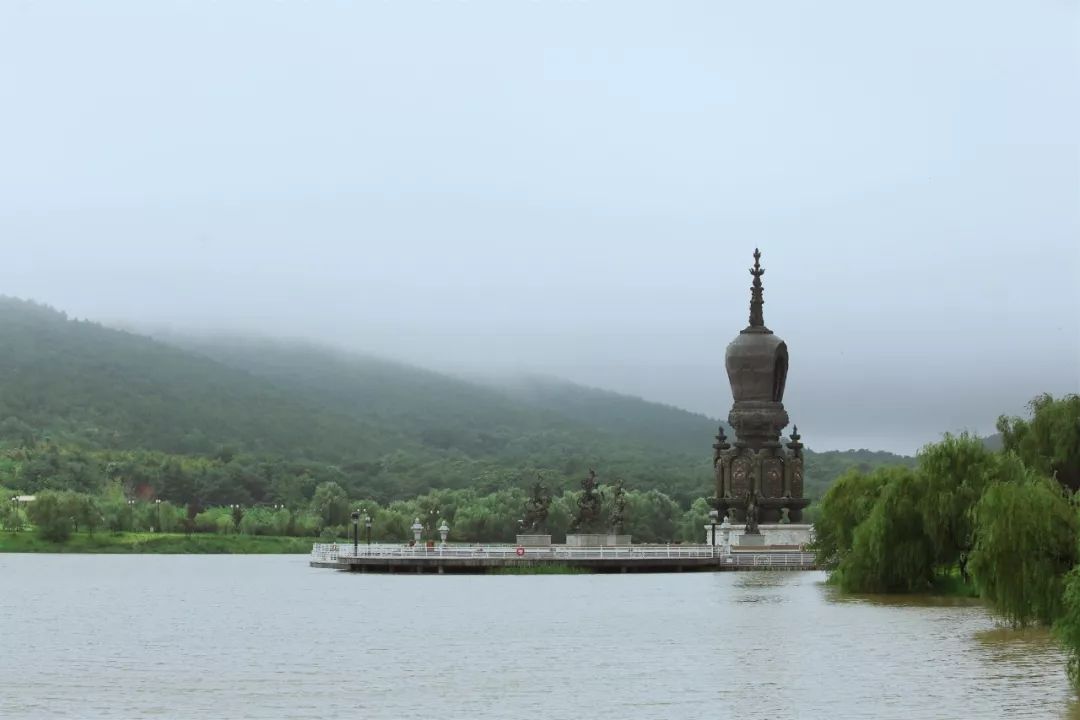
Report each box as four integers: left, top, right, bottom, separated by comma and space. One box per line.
310, 481, 350, 528
917, 433, 996, 577
0, 297, 905, 510
0, 531, 314, 554
811, 467, 891, 570
25, 490, 82, 542
968, 461, 1078, 627
998, 393, 1080, 491
803, 449, 915, 499
622, 489, 680, 543
675, 497, 713, 543
1055, 566, 1080, 685
835, 468, 936, 593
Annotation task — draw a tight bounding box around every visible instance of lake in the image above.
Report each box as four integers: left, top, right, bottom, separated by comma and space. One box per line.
0, 554, 1074, 719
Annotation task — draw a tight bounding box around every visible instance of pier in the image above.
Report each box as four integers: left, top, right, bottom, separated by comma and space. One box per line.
310, 543, 818, 574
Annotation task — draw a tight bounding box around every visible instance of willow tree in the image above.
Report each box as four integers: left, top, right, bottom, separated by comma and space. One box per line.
836, 467, 936, 593
997, 393, 1080, 491
917, 433, 996, 581
968, 455, 1078, 627
1055, 568, 1080, 687
811, 467, 893, 571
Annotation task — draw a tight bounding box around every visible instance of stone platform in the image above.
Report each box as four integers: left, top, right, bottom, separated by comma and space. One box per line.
311, 543, 817, 574
704, 523, 813, 550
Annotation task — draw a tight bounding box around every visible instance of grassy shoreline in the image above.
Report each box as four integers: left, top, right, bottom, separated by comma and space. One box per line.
0, 531, 315, 554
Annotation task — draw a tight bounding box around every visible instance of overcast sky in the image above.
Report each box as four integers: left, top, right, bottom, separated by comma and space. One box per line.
1, 1, 1077, 454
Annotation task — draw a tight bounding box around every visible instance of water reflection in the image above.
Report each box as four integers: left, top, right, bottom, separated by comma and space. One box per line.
824, 584, 984, 608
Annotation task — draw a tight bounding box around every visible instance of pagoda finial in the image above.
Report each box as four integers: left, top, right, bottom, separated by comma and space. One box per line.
748, 248, 765, 328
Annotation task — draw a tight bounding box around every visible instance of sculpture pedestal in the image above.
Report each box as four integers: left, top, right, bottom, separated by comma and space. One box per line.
564, 534, 632, 547
739, 533, 766, 548
516, 534, 552, 547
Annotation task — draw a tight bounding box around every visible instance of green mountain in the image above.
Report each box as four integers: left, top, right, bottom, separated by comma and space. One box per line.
488, 376, 915, 498
491, 375, 719, 456
0, 296, 910, 507
0, 297, 405, 460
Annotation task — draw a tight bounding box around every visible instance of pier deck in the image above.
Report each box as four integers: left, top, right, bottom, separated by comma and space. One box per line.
310, 543, 817, 573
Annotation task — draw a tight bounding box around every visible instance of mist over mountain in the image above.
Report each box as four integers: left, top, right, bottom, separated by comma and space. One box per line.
2, 2, 1076, 456
0, 296, 912, 505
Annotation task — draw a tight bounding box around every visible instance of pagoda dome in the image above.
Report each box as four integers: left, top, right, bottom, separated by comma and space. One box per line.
725, 248, 788, 404
725, 329, 788, 404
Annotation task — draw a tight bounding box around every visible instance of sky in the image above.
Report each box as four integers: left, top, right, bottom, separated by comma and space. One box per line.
0, 0, 1077, 454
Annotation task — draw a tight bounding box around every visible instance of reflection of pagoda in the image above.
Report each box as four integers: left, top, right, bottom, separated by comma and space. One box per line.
713, 249, 809, 526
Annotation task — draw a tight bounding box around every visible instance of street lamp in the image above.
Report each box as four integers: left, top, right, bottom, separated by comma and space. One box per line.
438, 520, 450, 546
350, 510, 360, 556
155, 499, 162, 533
364, 512, 372, 548
10, 496, 19, 533
708, 508, 719, 551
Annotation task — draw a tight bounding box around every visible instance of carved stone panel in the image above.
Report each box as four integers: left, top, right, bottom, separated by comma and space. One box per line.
790, 459, 805, 499
763, 458, 784, 498
731, 456, 751, 498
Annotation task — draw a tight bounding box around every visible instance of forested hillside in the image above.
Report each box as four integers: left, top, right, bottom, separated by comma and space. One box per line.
491, 376, 719, 456
0, 296, 910, 511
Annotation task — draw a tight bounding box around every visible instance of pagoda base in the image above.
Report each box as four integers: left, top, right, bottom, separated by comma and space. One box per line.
718, 497, 811, 524
739, 533, 766, 548
705, 523, 813, 550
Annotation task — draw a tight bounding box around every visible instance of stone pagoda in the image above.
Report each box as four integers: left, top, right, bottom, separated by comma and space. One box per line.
712, 249, 810, 544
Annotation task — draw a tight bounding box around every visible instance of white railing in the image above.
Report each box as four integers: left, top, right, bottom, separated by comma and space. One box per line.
311, 543, 815, 567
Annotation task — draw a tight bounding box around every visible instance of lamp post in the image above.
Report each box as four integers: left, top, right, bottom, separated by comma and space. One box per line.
720, 511, 732, 556
155, 499, 162, 533
708, 508, 719, 552
438, 521, 450, 546
364, 512, 372, 548
10, 496, 19, 533
350, 510, 360, 557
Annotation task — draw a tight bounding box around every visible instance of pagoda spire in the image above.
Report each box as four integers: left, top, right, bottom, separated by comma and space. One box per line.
748, 248, 766, 329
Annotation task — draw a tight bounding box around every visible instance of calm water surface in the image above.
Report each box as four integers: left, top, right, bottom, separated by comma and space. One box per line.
0, 555, 1075, 719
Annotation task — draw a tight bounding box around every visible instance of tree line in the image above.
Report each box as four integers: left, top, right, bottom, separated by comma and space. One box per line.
1, 475, 714, 546
811, 393, 1080, 683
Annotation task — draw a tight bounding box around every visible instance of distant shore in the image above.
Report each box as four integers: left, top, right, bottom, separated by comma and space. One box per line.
0, 532, 315, 554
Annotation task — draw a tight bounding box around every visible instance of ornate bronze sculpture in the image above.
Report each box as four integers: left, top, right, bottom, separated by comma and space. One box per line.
713, 250, 810, 524
608, 478, 627, 535
571, 469, 604, 533
744, 490, 759, 534
522, 476, 552, 533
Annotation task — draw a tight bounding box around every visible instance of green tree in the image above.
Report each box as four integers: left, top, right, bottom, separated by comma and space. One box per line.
917, 433, 996, 580
310, 481, 350, 529
26, 491, 74, 542
998, 393, 1080, 491
622, 489, 679, 543
1054, 566, 1080, 687
836, 468, 935, 593
969, 457, 1077, 626
811, 467, 892, 570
